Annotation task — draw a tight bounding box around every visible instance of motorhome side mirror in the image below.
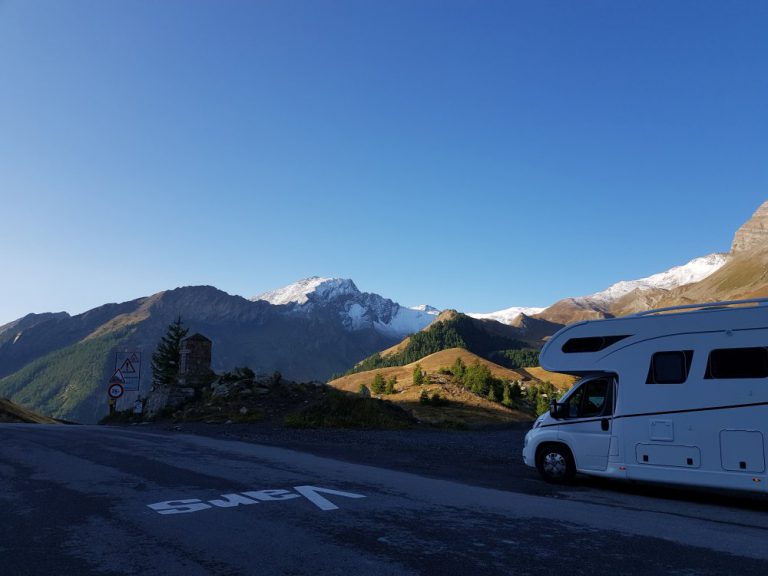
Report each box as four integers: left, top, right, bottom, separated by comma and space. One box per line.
549, 400, 566, 420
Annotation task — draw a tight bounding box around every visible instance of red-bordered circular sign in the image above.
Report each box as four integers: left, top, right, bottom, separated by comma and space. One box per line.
108, 382, 124, 399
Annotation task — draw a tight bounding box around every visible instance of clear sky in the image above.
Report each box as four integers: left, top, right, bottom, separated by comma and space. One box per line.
1, 0, 767, 325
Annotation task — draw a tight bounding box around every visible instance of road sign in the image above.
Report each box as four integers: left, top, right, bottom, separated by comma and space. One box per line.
114, 351, 141, 391
108, 382, 124, 399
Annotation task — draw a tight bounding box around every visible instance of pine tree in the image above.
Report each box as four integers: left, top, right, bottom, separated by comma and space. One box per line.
372, 373, 386, 394
451, 357, 466, 380
151, 316, 189, 387
385, 375, 397, 395
412, 364, 425, 386
502, 382, 513, 407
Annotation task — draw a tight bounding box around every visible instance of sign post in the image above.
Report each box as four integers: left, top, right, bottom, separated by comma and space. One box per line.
107, 373, 125, 415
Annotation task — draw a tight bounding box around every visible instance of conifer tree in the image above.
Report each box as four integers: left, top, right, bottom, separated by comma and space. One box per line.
412, 364, 425, 386
151, 316, 189, 387
385, 375, 397, 395
372, 373, 386, 394
451, 357, 466, 380
502, 382, 513, 407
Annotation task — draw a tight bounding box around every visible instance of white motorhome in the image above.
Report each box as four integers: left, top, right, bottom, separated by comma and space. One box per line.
523, 298, 768, 493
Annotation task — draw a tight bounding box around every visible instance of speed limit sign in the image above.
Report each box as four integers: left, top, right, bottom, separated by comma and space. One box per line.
108, 382, 124, 399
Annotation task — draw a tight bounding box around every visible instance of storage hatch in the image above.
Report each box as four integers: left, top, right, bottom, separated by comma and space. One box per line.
720, 430, 766, 473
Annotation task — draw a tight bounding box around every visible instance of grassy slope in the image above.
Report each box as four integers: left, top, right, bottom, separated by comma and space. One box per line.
329, 348, 534, 426
0, 328, 132, 423
0, 398, 61, 424
518, 367, 576, 391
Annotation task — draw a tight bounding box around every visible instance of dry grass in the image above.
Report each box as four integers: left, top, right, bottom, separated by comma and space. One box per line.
0, 398, 61, 424
518, 367, 576, 391
328, 348, 535, 426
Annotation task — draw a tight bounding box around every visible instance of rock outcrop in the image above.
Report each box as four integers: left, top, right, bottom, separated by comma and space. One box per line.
731, 201, 768, 253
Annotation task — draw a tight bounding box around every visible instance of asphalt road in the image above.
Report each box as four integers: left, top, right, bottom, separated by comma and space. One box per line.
2, 424, 768, 576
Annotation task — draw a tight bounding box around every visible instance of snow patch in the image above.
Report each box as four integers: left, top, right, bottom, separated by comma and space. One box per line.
343, 302, 368, 330
375, 306, 435, 337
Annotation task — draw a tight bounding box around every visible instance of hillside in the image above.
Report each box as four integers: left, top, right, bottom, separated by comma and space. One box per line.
0, 398, 61, 424
329, 348, 542, 426
333, 348, 529, 392
0, 284, 419, 423
518, 367, 576, 391
345, 311, 555, 375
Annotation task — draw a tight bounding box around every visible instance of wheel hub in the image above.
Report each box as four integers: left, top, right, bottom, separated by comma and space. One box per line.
543, 452, 567, 477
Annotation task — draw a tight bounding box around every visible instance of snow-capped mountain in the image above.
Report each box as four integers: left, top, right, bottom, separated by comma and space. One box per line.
585, 253, 728, 306
252, 277, 436, 338
253, 277, 359, 306
410, 304, 441, 315
467, 306, 546, 325
535, 252, 731, 324
471, 253, 729, 326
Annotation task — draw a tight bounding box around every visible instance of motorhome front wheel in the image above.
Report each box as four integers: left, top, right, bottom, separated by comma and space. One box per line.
536, 444, 576, 484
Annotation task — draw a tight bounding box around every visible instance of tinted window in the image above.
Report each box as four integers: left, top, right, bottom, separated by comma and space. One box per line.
705, 347, 768, 379
562, 335, 631, 353
581, 379, 609, 418
564, 379, 609, 418
646, 351, 693, 384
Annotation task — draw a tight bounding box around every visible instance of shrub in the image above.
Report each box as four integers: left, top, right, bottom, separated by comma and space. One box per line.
284, 391, 413, 429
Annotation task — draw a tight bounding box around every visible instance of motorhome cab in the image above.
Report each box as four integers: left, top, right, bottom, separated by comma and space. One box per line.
522, 298, 768, 493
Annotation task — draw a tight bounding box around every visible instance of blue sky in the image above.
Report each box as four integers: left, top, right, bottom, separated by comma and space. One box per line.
1, 0, 767, 325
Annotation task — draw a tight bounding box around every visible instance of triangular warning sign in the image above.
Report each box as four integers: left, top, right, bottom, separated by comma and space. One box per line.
110, 370, 125, 384
130, 352, 140, 363
120, 359, 136, 374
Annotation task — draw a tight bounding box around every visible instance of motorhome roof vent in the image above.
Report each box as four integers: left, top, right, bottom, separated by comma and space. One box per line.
562, 335, 631, 354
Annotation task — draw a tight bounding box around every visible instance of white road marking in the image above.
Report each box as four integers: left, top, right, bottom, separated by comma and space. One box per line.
293, 485, 368, 511
147, 485, 366, 515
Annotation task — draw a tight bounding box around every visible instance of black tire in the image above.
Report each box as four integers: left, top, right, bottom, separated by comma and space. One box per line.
536, 444, 576, 484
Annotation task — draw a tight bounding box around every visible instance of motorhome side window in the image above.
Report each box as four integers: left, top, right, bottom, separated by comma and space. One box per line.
561, 335, 630, 353
565, 379, 609, 418
705, 347, 768, 379
646, 350, 693, 384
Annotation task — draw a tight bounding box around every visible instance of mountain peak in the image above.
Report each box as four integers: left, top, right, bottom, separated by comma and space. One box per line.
467, 305, 546, 325
731, 201, 768, 253
410, 304, 440, 315
252, 277, 360, 305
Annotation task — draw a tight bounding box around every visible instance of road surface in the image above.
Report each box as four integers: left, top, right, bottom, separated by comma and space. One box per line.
1, 424, 767, 575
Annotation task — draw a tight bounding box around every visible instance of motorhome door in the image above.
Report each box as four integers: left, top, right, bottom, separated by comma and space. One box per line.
558, 377, 614, 471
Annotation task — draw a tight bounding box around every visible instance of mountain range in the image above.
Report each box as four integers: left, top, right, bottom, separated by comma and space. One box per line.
2, 200, 768, 423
